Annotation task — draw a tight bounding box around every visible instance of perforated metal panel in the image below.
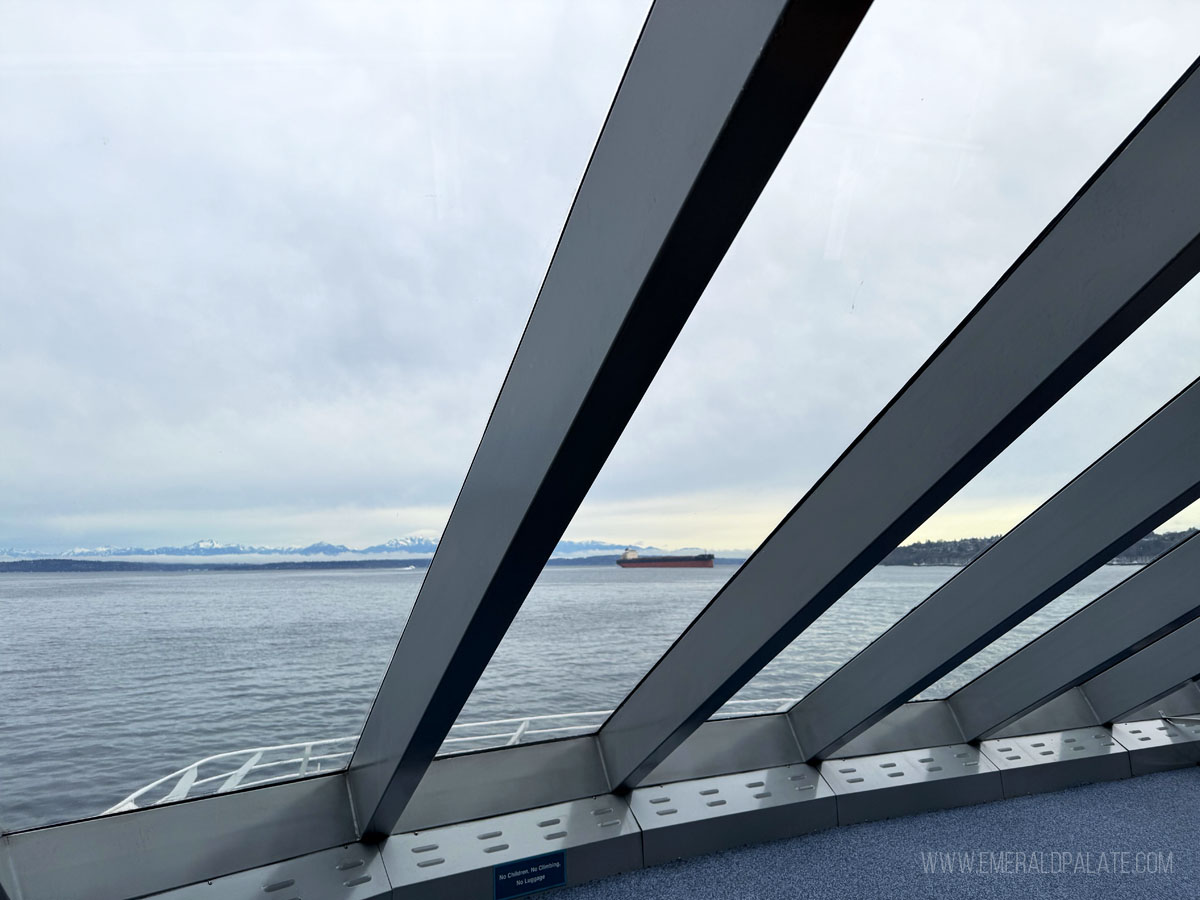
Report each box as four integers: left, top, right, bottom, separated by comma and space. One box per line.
979, 727, 1130, 796
154, 844, 390, 900
1112, 718, 1200, 774
821, 744, 1002, 824
629, 764, 836, 865
383, 795, 641, 899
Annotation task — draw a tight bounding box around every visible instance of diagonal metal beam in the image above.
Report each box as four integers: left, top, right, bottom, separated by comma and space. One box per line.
346, 0, 874, 838
949, 530, 1200, 741
789, 380, 1200, 760
600, 55, 1200, 789
1082, 618, 1200, 723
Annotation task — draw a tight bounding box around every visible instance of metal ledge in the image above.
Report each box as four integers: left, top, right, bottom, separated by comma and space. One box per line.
4, 710, 1189, 900
1, 774, 356, 900
1112, 718, 1200, 775
394, 737, 609, 834
636, 715, 805, 787
986, 687, 1102, 740
821, 744, 1001, 825
383, 795, 641, 900
826, 700, 965, 759
979, 727, 1130, 797
629, 764, 835, 867
1123, 680, 1200, 721
26, 724, 1187, 900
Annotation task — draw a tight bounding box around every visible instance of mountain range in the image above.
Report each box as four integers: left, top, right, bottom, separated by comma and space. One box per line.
0, 537, 723, 561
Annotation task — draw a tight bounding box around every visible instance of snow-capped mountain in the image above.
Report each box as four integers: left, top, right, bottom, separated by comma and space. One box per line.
0, 536, 740, 561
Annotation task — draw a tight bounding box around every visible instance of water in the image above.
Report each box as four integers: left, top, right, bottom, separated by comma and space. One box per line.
0, 563, 1136, 831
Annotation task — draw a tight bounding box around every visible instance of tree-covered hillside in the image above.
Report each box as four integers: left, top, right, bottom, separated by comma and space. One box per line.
882, 530, 1198, 566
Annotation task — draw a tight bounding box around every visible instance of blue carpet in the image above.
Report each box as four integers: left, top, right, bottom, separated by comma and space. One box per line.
559, 768, 1200, 899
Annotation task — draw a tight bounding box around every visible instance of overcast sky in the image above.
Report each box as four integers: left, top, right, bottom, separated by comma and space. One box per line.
3, 0, 1200, 553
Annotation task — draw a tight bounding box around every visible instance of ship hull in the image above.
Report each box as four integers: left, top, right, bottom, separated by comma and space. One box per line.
616, 557, 714, 568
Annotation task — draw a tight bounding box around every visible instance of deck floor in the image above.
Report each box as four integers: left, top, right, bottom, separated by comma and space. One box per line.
559, 767, 1200, 899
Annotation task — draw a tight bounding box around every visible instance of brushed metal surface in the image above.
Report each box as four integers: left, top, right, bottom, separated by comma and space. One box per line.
384, 795, 641, 899
3, 775, 356, 900
155, 844, 390, 900
1112, 718, 1200, 774
630, 764, 836, 865
821, 744, 1002, 824
636, 714, 805, 787
393, 736, 609, 834
831, 701, 965, 758
1082, 618, 1200, 722
980, 727, 1130, 797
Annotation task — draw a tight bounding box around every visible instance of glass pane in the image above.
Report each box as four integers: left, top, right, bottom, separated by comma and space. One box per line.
451, 0, 1200, 742
733, 281, 1200, 711
0, 0, 648, 829
920, 511, 1200, 699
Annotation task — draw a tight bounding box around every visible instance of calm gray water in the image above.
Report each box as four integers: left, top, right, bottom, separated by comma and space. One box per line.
0, 563, 1136, 831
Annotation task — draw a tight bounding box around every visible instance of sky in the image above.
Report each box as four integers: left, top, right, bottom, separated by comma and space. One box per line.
3, 0, 1200, 554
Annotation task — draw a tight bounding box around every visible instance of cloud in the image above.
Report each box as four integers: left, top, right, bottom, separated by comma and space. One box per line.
2, 0, 1198, 552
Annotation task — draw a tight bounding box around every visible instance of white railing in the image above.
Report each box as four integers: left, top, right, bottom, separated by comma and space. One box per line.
105, 697, 797, 813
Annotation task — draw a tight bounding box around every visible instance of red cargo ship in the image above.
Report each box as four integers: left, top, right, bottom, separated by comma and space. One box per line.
616, 548, 714, 568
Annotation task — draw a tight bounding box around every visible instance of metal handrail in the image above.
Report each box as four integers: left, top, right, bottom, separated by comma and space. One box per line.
105, 697, 797, 813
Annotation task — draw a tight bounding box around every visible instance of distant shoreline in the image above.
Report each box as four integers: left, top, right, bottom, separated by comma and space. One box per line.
3, 529, 1192, 574
0, 555, 750, 574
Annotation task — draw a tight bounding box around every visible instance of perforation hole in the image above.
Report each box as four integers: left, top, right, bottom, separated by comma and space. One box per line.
1040, 750, 1053, 756
478, 831, 502, 840
344, 875, 371, 887
847, 777, 864, 783
1031, 742, 1045, 748
838, 768, 856, 774
538, 819, 560, 828
796, 784, 815, 791
417, 859, 444, 868
263, 881, 295, 893
592, 807, 614, 816
706, 799, 727, 807
1063, 738, 1077, 743
1007, 755, 1020, 761
788, 774, 808, 782
997, 747, 1012, 752
485, 844, 509, 853
954, 752, 968, 758
546, 831, 568, 840
1073, 746, 1085, 752
1139, 737, 1151, 742
599, 819, 620, 828
918, 757, 934, 763
879, 763, 897, 768
336, 859, 364, 871
699, 788, 719, 796
745, 781, 765, 788
412, 845, 438, 854
650, 797, 670, 804
1129, 729, 1142, 734
963, 761, 978, 767
753, 791, 772, 799
656, 809, 677, 816
927, 766, 942, 772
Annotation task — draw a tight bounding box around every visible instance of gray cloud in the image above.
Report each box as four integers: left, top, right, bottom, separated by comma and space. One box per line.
2, 0, 1198, 551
